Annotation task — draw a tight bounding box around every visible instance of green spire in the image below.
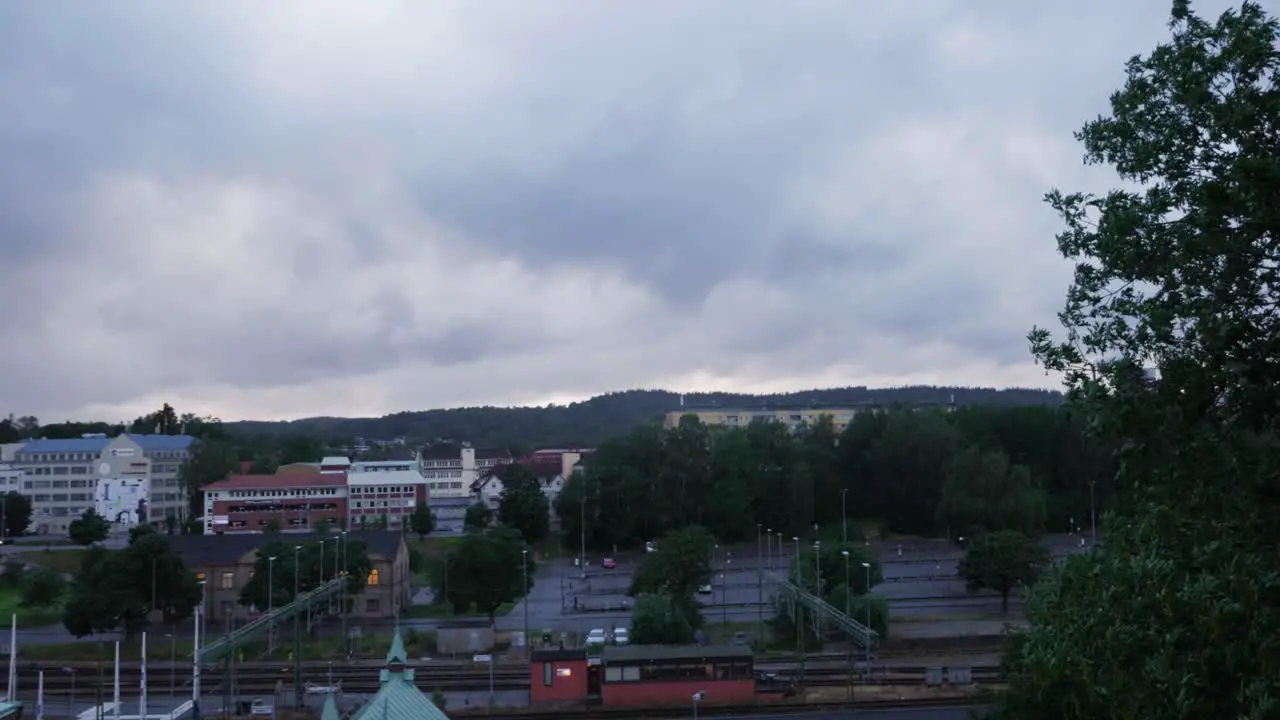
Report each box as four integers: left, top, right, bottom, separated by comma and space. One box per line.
386, 618, 407, 667
320, 691, 340, 720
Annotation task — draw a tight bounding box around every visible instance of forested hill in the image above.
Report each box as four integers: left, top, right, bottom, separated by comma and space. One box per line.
225, 386, 1061, 451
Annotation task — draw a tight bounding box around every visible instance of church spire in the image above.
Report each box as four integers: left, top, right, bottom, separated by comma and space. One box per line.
385, 618, 408, 668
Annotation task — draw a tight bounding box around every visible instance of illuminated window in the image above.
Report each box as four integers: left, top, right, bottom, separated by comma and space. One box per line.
195, 572, 205, 581
220, 572, 234, 589
556, 667, 572, 677
367, 568, 380, 586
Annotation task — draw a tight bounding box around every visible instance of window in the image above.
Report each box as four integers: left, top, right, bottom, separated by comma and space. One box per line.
220, 572, 234, 589
543, 663, 553, 686
367, 568, 380, 586
195, 572, 206, 582
365, 599, 380, 613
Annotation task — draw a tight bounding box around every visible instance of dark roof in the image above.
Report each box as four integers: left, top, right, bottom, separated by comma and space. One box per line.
532, 648, 587, 662
203, 473, 347, 491
476, 448, 512, 460
601, 645, 753, 663
166, 531, 404, 567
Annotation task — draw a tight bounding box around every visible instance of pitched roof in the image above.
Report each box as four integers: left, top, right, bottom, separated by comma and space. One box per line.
165, 530, 404, 566
385, 624, 407, 666
320, 693, 340, 720
476, 447, 512, 460
19, 434, 196, 455
352, 685, 448, 720
202, 473, 347, 491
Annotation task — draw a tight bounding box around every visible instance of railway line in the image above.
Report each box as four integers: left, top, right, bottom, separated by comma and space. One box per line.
17, 664, 1002, 694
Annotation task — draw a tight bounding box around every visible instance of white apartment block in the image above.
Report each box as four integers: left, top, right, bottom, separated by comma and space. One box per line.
346, 460, 428, 530
419, 443, 512, 499
9, 433, 194, 534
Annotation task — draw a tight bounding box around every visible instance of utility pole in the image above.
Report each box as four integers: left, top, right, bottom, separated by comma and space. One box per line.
579, 498, 586, 579
292, 545, 302, 710
840, 489, 848, 545
522, 550, 530, 653
1090, 481, 1098, 545
756, 524, 764, 646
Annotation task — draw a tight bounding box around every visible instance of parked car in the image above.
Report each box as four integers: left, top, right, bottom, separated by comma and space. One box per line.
698, 584, 712, 595
644, 541, 658, 553
612, 628, 630, 645
602, 557, 617, 569
586, 628, 607, 646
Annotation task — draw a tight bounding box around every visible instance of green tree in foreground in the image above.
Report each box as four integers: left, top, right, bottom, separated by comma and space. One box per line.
409, 501, 436, 539
629, 525, 715, 599
497, 464, 550, 544
999, 3, 1280, 718
936, 446, 1045, 540
20, 567, 66, 607
630, 592, 696, 645
68, 509, 111, 546
0, 492, 32, 539
63, 531, 201, 637
956, 530, 1049, 615
464, 502, 491, 531
433, 526, 533, 623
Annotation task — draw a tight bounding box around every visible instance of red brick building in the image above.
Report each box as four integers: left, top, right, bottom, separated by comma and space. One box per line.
202, 473, 348, 534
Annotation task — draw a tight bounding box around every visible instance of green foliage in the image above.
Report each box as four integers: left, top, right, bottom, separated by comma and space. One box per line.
432, 527, 533, 622
957, 530, 1050, 615
0, 559, 26, 589
62, 530, 201, 637
178, 439, 238, 518
430, 689, 447, 709
218, 387, 1061, 449
0, 492, 32, 539
629, 525, 715, 598
238, 536, 372, 610
263, 519, 282, 534
409, 502, 436, 539
464, 502, 491, 531
936, 446, 1046, 540
558, 404, 1108, 553
1002, 3, 1280, 718
20, 567, 66, 607
497, 464, 551, 544
789, 542, 882, 597
630, 592, 696, 645
68, 509, 110, 546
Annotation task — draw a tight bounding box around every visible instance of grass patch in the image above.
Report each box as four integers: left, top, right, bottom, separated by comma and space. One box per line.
0, 586, 64, 629
703, 621, 769, 646
408, 537, 462, 558
14, 549, 90, 574
403, 602, 514, 620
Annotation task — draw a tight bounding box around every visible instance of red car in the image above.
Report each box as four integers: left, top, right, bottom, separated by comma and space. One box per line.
602, 558, 617, 569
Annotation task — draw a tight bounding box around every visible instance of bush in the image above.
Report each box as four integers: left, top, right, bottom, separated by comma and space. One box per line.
20, 567, 66, 607
0, 559, 26, 589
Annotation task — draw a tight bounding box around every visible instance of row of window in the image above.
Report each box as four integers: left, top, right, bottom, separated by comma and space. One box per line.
15, 450, 188, 463
220, 488, 341, 498
604, 660, 754, 682
222, 502, 341, 514
423, 471, 463, 479
349, 486, 418, 495
22, 478, 183, 490
351, 500, 414, 509
428, 481, 466, 490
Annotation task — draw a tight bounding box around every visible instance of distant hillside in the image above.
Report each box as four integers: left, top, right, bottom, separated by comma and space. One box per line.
224, 386, 1061, 452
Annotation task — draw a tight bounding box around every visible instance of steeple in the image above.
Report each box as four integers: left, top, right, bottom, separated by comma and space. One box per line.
379, 619, 413, 684
321, 692, 341, 720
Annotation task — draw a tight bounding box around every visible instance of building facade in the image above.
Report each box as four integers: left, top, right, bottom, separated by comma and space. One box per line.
202, 473, 348, 534
347, 467, 428, 530
419, 443, 512, 499
664, 405, 876, 433
167, 531, 412, 622
473, 456, 567, 511
9, 434, 194, 534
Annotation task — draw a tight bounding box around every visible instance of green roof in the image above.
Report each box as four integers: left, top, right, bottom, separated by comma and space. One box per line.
386, 624, 408, 666
351, 680, 449, 720
602, 644, 754, 663
321, 693, 341, 720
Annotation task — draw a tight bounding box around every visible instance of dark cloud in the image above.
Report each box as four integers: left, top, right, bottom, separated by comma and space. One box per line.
0, 0, 1230, 420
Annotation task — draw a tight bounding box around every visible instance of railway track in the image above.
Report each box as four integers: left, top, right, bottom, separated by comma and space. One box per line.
19, 664, 1003, 694
459, 696, 987, 719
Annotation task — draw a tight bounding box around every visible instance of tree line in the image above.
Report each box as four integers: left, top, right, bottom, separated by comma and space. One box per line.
555, 405, 1112, 553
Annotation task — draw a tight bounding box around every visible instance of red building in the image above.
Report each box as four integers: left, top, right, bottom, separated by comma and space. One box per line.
529, 648, 590, 705
599, 645, 757, 707
202, 473, 348, 534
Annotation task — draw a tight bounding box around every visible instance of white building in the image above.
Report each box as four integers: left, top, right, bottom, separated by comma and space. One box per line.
347, 459, 428, 530
472, 457, 568, 512
9, 434, 194, 533
419, 443, 512, 499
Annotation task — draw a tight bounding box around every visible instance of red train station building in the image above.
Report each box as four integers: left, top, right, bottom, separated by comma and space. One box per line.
530, 645, 764, 709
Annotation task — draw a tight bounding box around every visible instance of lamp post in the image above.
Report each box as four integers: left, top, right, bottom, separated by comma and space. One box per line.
521, 549, 530, 654
267, 556, 277, 653
841, 549, 852, 704
1090, 480, 1097, 545
292, 545, 302, 710
812, 541, 822, 640
861, 561, 872, 670
840, 489, 848, 545
692, 690, 705, 720
165, 632, 175, 697
756, 524, 764, 646
60, 667, 74, 719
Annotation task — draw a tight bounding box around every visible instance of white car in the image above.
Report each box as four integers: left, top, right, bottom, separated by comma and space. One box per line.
612, 628, 630, 645
698, 584, 712, 595
645, 541, 658, 553
585, 628, 607, 646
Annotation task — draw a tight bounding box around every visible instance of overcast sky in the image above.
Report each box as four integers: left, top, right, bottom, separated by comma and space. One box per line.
0, 0, 1217, 422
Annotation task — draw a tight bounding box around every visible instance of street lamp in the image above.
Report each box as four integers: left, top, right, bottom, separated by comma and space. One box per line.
267, 556, 277, 653
60, 667, 75, 719
692, 690, 705, 720
521, 549, 530, 654
292, 544, 302, 710
1090, 480, 1097, 545
165, 632, 176, 697
579, 497, 587, 579
840, 489, 848, 545
841, 551, 850, 615
861, 561, 872, 670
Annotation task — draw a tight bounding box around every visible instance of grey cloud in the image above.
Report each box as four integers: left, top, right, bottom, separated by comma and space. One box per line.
0, 0, 1234, 419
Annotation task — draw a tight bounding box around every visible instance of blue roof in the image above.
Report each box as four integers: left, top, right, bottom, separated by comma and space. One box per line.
20, 434, 195, 454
